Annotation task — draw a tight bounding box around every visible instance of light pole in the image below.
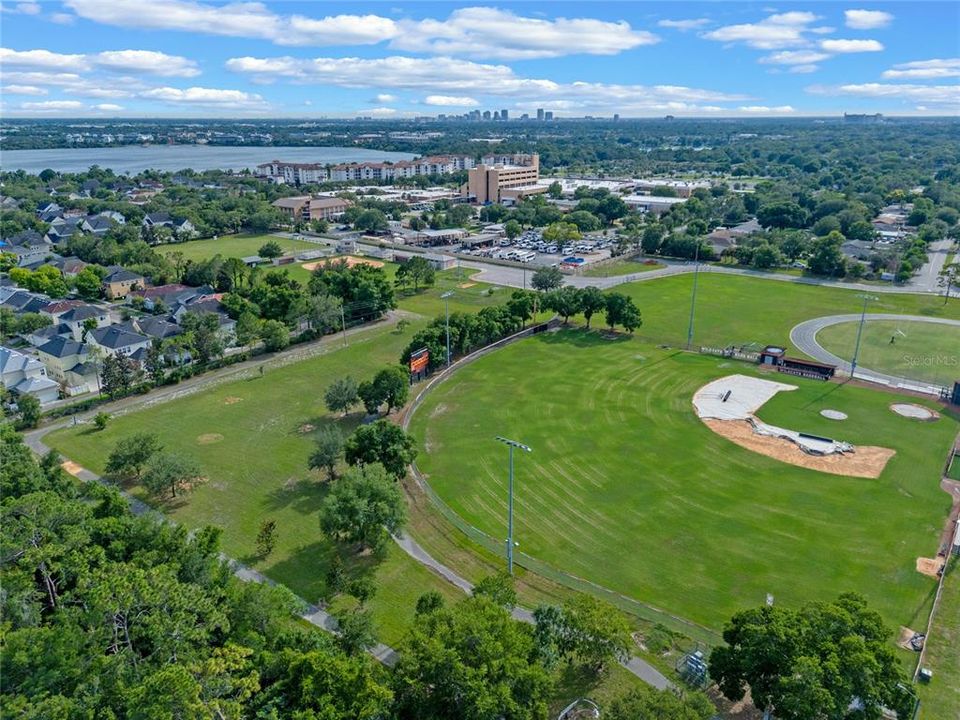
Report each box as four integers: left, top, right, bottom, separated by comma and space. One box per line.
495, 436, 532, 575
686, 241, 701, 350
850, 293, 878, 377
441, 291, 454, 367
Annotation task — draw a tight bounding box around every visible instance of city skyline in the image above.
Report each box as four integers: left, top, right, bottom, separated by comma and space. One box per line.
0, 1, 958, 118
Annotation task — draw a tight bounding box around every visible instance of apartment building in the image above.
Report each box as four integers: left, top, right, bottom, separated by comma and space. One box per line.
257, 155, 475, 185
463, 153, 540, 204
271, 195, 351, 222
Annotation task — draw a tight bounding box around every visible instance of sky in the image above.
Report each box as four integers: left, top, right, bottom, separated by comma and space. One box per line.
0, 1, 957, 118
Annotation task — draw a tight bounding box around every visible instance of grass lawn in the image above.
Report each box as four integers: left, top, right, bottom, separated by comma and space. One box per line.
583, 259, 666, 278
409, 328, 956, 633
816, 319, 960, 386
159, 233, 319, 263
45, 321, 463, 647
614, 272, 960, 349
916, 558, 960, 719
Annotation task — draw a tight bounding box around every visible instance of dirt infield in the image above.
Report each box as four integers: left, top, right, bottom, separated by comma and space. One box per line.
301, 256, 384, 272
197, 433, 223, 444
703, 419, 895, 478
61, 460, 84, 476
916, 556, 945, 578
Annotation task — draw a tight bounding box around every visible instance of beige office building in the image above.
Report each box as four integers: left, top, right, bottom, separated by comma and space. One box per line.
463, 154, 540, 204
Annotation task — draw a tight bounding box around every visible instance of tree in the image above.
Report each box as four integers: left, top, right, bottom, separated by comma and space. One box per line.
808, 230, 847, 277
544, 286, 583, 324
343, 420, 417, 479
709, 593, 913, 720
305, 293, 341, 333
94, 411, 110, 431
504, 218, 521, 240
320, 463, 406, 550
354, 208, 389, 233
260, 319, 290, 352
141, 452, 201, 499
334, 608, 377, 656
604, 292, 637, 331
235, 311, 262, 347
531, 266, 564, 292
324, 376, 359, 416
393, 595, 552, 720
310, 218, 329, 233
309, 425, 343, 481
181, 311, 224, 365
404, 256, 436, 291
543, 221, 581, 244
144, 340, 165, 386
534, 596, 631, 674
256, 519, 277, 557
16, 394, 42, 429
100, 351, 144, 398
472, 571, 517, 609
547, 180, 563, 199
105, 432, 163, 478
73, 266, 103, 300
358, 379, 387, 416
373, 365, 409, 412
258, 240, 283, 259
607, 687, 715, 720
642, 224, 665, 254
579, 286, 606, 329
939, 261, 958, 304
757, 202, 809, 229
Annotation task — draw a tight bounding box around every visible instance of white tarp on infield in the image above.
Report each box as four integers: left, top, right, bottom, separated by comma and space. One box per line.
693, 374, 797, 421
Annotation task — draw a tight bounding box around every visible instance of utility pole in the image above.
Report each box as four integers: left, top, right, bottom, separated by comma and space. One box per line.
686, 241, 701, 350
441, 291, 454, 367
850, 293, 878, 377
340, 304, 348, 347
495, 436, 532, 575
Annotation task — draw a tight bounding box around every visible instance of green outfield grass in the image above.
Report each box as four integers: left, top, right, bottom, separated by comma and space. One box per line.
816, 319, 960, 386
582, 259, 666, 278
613, 273, 960, 349
45, 321, 463, 646
916, 558, 960, 719
159, 233, 319, 263
409, 328, 956, 633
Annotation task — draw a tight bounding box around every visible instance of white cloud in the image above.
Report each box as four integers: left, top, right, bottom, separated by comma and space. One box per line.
392, 7, 658, 59
21, 100, 83, 110
844, 9, 893, 30
882, 58, 960, 80
94, 50, 200, 77
788, 64, 820, 74
760, 50, 831, 65
0, 47, 201, 77
92, 103, 123, 111
658, 18, 710, 31
702, 11, 821, 49
737, 105, 796, 113
807, 82, 960, 107
3, 84, 47, 95
366, 107, 397, 117
140, 86, 266, 107
424, 95, 479, 107
16, 2, 41, 14
50, 12, 76, 24
374, 93, 397, 103
820, 38, 884, 53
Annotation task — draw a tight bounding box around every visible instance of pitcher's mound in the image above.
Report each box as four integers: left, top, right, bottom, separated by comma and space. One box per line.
197, 433, 223, 444
891, 403, 938, 421
224, 396, 243, 405
820, 409, 848, 420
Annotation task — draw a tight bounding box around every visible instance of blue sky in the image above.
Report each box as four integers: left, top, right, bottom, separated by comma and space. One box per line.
0, 1, 957, 118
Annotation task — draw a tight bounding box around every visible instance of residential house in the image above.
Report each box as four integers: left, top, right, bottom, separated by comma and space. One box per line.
36, 201, 62, 223
24, 322, 73, 348
1, 289, 51, 314
84, 215, 115, 237
88, 325, 151, 359
0, 345, 60, 404
171, 297, 236, 340
47, 216, 94, 243
49, 256, 89, 277
117, 316, 182, 342
51, 304, 111, 341
131, 283, 207, 311
142, 213, 197, 237
99, 210, 126, 225
35, 337, 98, 396
102, 266, 144, 299
2, 230, 55, 267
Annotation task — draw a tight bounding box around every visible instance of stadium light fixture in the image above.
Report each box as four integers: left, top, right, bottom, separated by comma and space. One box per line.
441, 291, 454, 367
850, 294, 878, 377
495, 436, 532, 575
686, 241, 701, 350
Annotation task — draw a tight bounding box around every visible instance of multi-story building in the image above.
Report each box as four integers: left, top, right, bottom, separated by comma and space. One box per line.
463, 154, 541, 205
257, 156, 475, 185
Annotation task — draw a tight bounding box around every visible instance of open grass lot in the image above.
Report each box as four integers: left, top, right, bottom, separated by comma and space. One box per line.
158, 233, 319, 263
409, 328, 956, 633
45, 321, 464, 646
583, 259, 666, 277
816, 319, 960, 386
916, 558, 960, 719
614, 273, 960, 349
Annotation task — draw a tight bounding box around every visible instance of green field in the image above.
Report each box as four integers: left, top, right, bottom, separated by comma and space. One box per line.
916, 558, 960, 719
409, 328, 956, 632
159, 233, 319, 263
614, 273, 960, 349
816, 319, 960, 386
45, 321, 464, 646
583, 259, 666, 277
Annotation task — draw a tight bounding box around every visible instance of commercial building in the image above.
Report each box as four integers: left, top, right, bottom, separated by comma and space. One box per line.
623, 195, 689, 215
271, 195, 351, 222
632, 179, 710, 198
256, 155, 475, 184
463, 154, 540, 205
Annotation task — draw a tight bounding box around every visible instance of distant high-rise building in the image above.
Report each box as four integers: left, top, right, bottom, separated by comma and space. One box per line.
483, 110, 492, 120
521, 113, 529, 120
493, 111, 500, 120
536, 108, 545, 121
613, 113, 620, 121
544, 111, 554, 121
501, 109, 509, 120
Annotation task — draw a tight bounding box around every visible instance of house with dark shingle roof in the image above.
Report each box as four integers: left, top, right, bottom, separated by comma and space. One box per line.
34, 337, 98, 396
49, 304, 111, 341
88, 325, 151, 357
102, 266, 144, 299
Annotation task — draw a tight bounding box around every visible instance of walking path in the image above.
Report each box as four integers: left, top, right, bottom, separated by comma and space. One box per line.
789, 313, 960, 394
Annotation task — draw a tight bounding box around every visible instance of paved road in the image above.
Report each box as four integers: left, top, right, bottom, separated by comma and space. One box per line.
908, 238, 954, 293
459, 256, 952, 295
789, 313, 960, 393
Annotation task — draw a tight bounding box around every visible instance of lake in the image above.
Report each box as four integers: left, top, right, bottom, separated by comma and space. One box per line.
0, 145, 418, 174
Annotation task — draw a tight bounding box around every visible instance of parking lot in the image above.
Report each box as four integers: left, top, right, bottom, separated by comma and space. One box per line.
454, 228, 617, 269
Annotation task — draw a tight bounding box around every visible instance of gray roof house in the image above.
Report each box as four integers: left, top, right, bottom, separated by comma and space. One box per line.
88, 325, 151, 357
0, 345, 60, 404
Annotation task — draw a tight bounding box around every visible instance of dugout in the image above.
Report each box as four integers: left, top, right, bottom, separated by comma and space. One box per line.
758, 345, 836, 380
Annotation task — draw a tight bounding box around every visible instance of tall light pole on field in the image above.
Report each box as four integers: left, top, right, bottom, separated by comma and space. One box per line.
495, 436, 532, 575
850, 293, 878, 377
441, 291, 454, 367
686, 241, 701, 350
